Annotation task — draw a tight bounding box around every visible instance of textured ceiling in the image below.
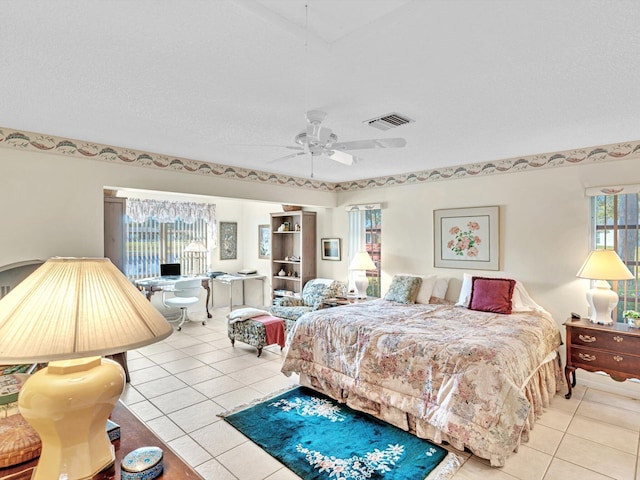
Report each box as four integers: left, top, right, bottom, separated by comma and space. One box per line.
1, 1, 639, 182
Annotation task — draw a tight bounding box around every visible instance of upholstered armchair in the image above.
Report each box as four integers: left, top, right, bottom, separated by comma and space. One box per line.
270, 278, 347, 322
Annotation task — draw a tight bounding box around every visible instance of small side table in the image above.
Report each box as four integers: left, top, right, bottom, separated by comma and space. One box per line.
564, 317, 640, 399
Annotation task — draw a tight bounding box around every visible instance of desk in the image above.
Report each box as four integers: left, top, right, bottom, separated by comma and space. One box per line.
135, 275, 212, 319
0, 402, 203, 479
211, 274, 266, 311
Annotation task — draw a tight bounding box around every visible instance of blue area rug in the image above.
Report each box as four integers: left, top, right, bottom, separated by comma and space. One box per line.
223, 386, 459, 480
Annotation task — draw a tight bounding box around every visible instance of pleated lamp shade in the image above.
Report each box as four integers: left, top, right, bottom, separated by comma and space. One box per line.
184, 241, 208, 253
0, 257, 173, 363
576, 250, 633, 325
576, 250, 634, 281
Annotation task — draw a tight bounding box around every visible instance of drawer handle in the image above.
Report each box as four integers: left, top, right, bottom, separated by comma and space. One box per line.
614, 355, 623, 362
613, 336, 623, 343
578, 353, 596, 362
578, 334, 596, 343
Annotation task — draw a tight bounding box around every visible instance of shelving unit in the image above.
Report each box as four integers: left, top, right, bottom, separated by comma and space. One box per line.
270, 210, 316, 302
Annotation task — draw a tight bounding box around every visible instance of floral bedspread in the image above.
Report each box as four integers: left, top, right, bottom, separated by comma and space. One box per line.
281, 299, 562, 465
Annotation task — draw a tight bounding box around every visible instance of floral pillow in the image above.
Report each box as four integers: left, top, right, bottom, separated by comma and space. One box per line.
384, 275, 422, 304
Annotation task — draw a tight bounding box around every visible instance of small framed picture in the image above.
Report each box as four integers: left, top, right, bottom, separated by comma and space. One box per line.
321, 238, 341, 261
283, 221, 290, 231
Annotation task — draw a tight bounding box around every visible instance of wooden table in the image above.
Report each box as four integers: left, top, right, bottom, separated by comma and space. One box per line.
0, 402, 202, 480
564, 317, 640, 399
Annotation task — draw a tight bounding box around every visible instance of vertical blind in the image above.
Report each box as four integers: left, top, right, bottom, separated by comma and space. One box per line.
125, 199, 216, 280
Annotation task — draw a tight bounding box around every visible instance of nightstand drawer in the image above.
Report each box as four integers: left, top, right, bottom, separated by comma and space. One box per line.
571, 346, 640, 376
569, 327, 640, 356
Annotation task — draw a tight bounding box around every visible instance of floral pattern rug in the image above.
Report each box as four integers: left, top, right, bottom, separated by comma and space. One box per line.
222, 387, 460, 480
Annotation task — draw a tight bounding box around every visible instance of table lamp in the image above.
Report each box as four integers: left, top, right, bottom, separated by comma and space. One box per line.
0, 257, 173, 480
184, 241, 208, 275
348, 251, 376, 299
576, 249, 634, 325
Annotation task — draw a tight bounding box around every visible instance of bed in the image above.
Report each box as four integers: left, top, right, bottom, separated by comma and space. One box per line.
280, 275, 563, 467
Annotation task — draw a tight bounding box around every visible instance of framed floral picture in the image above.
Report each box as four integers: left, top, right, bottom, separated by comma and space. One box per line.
434, 206, 499, 270
220, 222, 238, 260
258, 224, 270, 259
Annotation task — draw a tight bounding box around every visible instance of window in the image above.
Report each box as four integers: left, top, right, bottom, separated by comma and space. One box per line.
591, 191, 639, 322
347, 204, 381, 297
125, 198, 216, 280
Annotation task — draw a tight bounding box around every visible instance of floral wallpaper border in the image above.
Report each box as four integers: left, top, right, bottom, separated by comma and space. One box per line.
1, 127, 639, 192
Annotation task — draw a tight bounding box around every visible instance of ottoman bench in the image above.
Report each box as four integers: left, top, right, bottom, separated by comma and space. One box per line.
226, 308, 294, 357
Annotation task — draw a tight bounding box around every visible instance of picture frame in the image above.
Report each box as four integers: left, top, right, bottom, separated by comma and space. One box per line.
434, 206, 500, 270
258, 224, 270, 259
219, 222, 238, 260
321, 238, 341, 261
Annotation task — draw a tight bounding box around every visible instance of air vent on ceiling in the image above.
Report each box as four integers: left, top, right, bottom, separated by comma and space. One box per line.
364, 112, 414, 131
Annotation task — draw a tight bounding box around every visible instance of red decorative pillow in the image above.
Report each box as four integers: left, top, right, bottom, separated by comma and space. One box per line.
468, 277, 516, 314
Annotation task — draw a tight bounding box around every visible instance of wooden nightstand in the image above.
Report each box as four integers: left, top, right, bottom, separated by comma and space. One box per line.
564, 318, 640, 399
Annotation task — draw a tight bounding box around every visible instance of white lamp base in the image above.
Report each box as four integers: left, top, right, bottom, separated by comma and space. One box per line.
18, 356, 125, 480
354, 275, 369, 300
586, 280, 619, 325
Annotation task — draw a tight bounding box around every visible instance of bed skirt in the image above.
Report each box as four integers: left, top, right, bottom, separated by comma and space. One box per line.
298, 352, 563, 467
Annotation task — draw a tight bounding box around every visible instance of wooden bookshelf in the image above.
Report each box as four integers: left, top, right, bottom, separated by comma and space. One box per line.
270, 211, 316, 303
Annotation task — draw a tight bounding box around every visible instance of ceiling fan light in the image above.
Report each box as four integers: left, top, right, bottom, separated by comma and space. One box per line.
306, 124, 332, 145
295, 131, 337, 148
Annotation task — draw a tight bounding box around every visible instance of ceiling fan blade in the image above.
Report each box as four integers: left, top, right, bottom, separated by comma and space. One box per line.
268, 152, 306, 163
332, 137, 407, 151
327, 149, 355, 166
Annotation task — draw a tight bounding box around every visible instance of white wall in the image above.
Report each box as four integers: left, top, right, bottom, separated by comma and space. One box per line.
2, 146, 640, 397
0, 148, 336, 268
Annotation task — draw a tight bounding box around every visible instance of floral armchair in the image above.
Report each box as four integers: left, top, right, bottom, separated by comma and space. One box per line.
270, 278, 347, 322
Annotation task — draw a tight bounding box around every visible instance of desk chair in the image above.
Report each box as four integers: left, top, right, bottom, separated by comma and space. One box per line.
162, 278, 204, 331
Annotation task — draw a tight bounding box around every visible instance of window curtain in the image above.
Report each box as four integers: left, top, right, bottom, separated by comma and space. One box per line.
348, 207, 366, 292
126, 198, 218, 247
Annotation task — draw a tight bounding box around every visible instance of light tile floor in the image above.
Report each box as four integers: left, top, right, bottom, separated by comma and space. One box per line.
121, 307, 640, 480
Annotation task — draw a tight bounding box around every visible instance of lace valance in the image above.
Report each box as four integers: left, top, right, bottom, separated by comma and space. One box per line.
126, 198, 216, 225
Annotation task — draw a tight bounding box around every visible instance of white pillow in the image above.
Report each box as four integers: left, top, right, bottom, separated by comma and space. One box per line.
455, 273, 544, 312
456, 273, 474, 307
398, 273, 436, 304
511, 282, 544, 313
226, 307, 270, 323
432, 277, 450, 300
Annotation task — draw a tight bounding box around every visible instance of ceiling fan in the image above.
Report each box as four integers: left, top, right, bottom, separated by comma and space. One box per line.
270, 110, 407, 166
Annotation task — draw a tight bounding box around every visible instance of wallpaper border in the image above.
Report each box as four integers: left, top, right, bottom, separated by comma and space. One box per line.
1, 127, 639, 192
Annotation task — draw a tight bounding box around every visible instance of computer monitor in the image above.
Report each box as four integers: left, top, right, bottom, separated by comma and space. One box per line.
160, 263, 181, 277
